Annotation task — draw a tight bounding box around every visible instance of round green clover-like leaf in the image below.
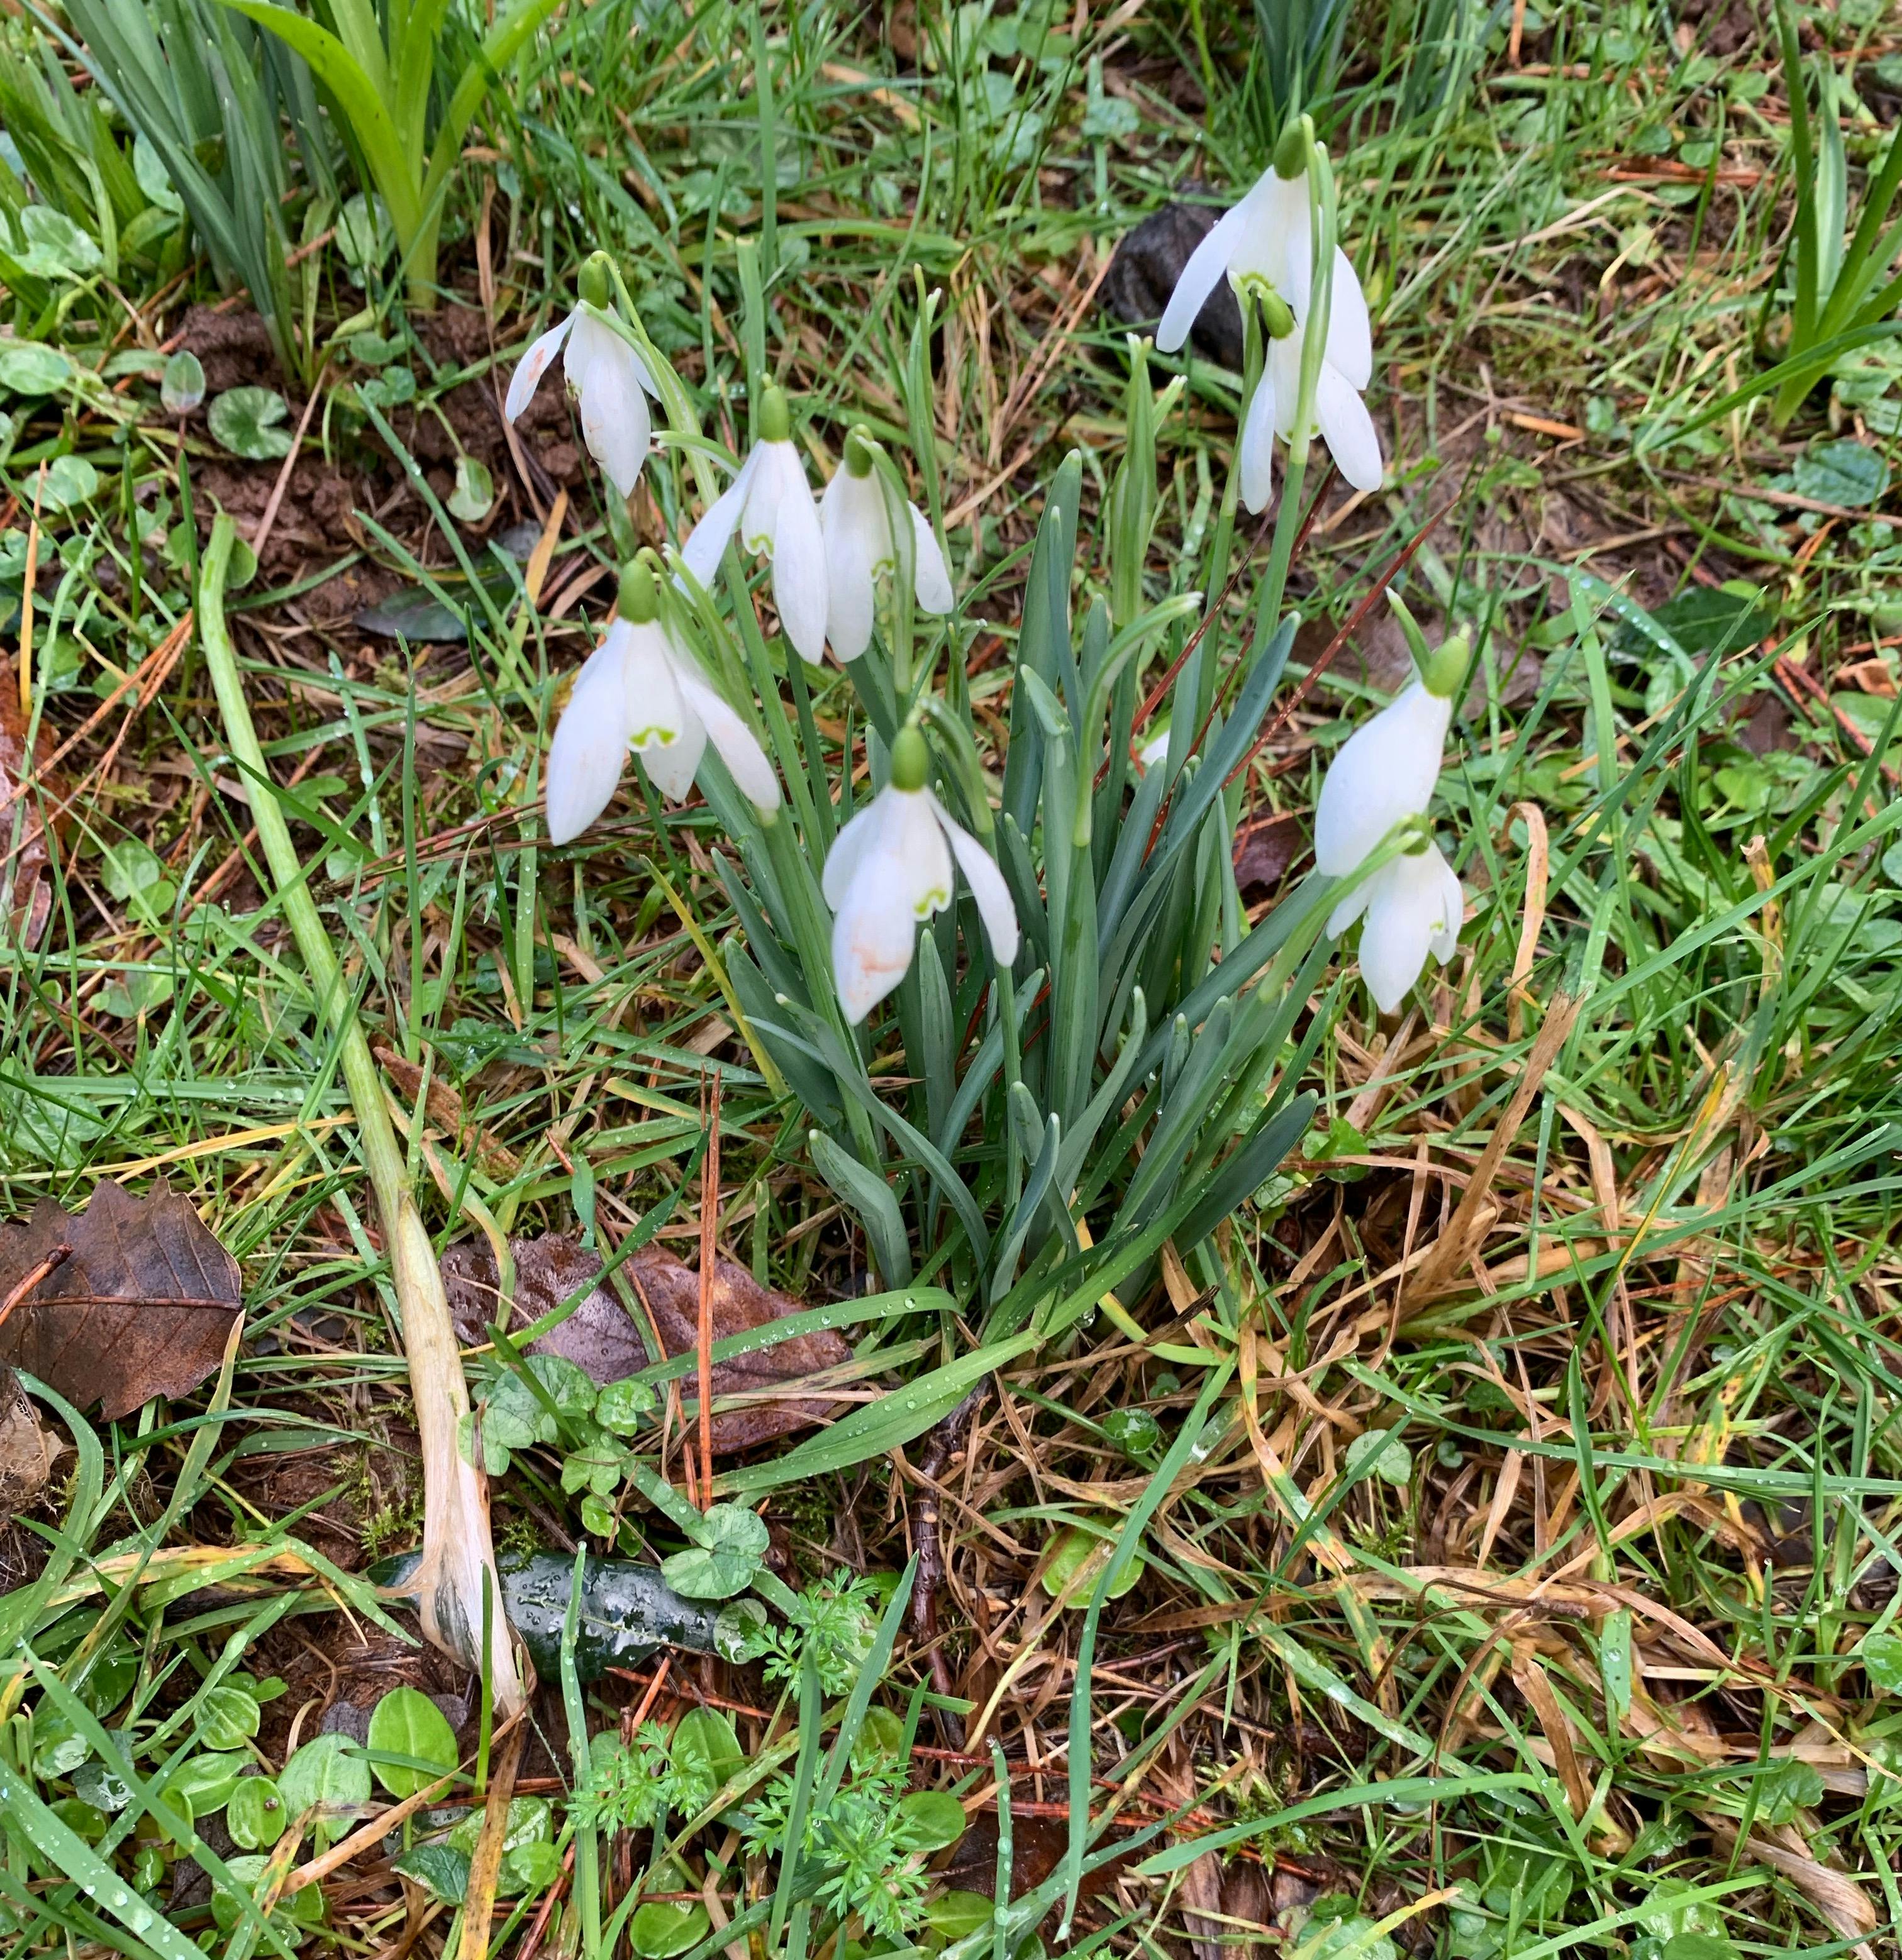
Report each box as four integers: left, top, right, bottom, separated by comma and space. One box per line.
38, 454, 99, 512
1345, 1427, 1414, 1488
164, 1751, 245, 1816
227, 1775, 286, 1850
160, 350, 205, 416
925, 1891, 994, 1941
1041, 1520, 1140, 1604
596, 1375, 657, 1435
1795, 437, 1889, 508
278, 1732, 371, 1826
579, 1493, 616, 1539
208, 385, 294, 460
29, 1707, 90, 1778
501, 1837, 563, 1895
668, 1707, 742, 1813
854, 1705, 905, 1768
71, 1760, 131, 1813
898, 1789, 967, 1852
713, 1597, 770, 1663
48, 1797, 108, 1842
5, 206, 103, 279
1751, 1756, 1823, 1826
1100, 1408, 1160, 1457
367, 1686, 458, 1798
1860, 1632, 1902, 1693
448, 455, 495, 523
0, 342, 70, 394
630, 1900, 710, 1958
197, 1682, 262, 1751
448, 1795, 550, 1856
661, 1504, 769, 1600
391, 1841, 470, 1904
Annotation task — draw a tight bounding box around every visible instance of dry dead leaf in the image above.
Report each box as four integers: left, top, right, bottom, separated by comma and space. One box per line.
0, 1365, 54, 1505
440, 1234, 854, 1453
0, 658, 60, 948
0, 1180, 242, 1419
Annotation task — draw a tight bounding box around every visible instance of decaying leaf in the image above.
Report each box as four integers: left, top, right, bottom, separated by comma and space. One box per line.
0, 658, 62, 948
0, 1179, 242, 1419
440, 1234, 854, 1452
0, 1365, 54, 1506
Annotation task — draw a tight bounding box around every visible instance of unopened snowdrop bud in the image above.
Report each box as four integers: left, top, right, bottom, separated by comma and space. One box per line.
504, 261, 660, 499
681, 384, 827, 663
545, 555, 779, 843
1273, 114, 1311, 182
1417, 630, 1470, 700
819, 428, 954, 663
823, 724, 1018, 1022
1328, 840, 1464, 1014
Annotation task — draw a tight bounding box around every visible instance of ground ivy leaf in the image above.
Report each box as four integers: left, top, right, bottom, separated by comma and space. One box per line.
209, 385, 294, 460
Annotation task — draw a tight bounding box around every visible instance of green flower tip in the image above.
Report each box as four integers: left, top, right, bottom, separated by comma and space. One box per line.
1418, 633, 1470, 701
1258, 289, 1295, 340
618, 558, 659, 624
578, 252, 614, 310
843, 427, 876, 478
1273, 115, 1311, 181
891, 723, 930, 794
759, 385, 791, 443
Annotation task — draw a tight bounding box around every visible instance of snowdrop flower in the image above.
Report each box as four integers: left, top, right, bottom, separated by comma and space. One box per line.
681, 385, 826, 663
504, 258, 659, 499
820, 431, 954, 662
1315, 623, 1469, 1010
823, 726, 1018, 1022
1327, 842, 1464, 1014
1155, 139, 1381, 506
545, 561, 779, 843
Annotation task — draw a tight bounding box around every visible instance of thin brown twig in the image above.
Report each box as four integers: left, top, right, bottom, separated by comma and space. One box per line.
0, 1246, 70, 1332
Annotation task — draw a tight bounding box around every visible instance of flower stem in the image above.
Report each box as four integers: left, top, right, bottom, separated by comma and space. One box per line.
198, 512, 521, 1713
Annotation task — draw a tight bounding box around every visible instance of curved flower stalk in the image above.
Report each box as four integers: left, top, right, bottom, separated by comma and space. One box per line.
504, 260, 660, 499
1157, 133, 1381, 505
1317, 607, 1469, 1010
825, 726, 1018, 1021
820, 430, 954, 663
681, 385, 828, 664
545, 560, 781, 843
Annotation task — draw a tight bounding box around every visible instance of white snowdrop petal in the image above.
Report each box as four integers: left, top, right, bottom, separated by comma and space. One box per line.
887, 787, 954, 919
908, 505, 954, 614
681, 458, 755, 589
769, 458, 829, 665
1357, 850, 1454, 1014
932, 797, 1020, 966
637, 708, 703, 801
1428, 853, 1465, 964
738, 441, 789, 556
1323, 248, 1374, 389
1312, 680, 1450, 877
570, 314, 652, 497
831, 850, 922, 1022
1239, 368, 1279, 516
1326, 883, 1374, 940
822, 475, 879, 662
504, 313, 572, 423
1314, 362, 1383, 494
679, 668, 781, 812
823, 795, 891, 909
1157, 195, 1254, 354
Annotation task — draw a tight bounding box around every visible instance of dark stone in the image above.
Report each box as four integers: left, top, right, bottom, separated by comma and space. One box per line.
1103, 199, 1245, 371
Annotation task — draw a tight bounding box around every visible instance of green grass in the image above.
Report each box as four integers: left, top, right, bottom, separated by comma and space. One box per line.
2, 2, 1902, 1958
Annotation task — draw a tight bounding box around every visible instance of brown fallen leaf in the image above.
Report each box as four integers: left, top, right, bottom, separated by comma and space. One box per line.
440, 1234, 854, 1453
1232, 812, 1304, 895
0, 655, 62, 948
0, 1180, 243, 1419
0, 1365, 55, 1507
376, 1047, 521, 1179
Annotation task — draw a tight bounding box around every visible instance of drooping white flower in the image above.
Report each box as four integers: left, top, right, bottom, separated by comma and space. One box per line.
819, 432, 954, 663
1327, 842, 1464, 1013
1156, 153, 1381, 506
545, 563, 779, 843
823, 728, 1017, 1022
681, 385, 826, 663
1312, 678, 1452, 877
504, 293, 659, 499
